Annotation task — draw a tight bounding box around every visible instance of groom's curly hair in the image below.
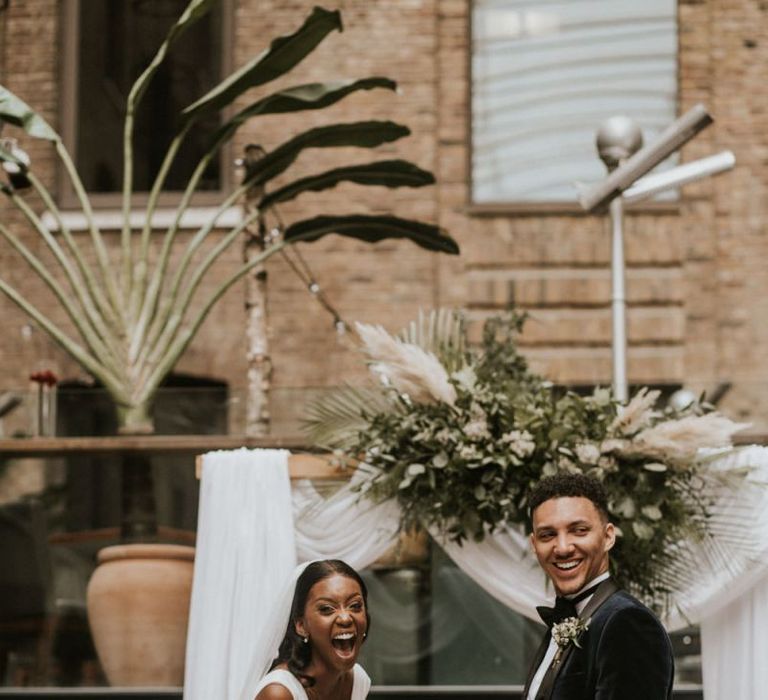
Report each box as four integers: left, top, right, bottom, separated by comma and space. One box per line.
271, 559, 371, 686
527, 472, 610, 530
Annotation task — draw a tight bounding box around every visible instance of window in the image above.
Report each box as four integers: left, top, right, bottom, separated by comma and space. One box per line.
471, 0, 678, 206
60, 0, 231, 206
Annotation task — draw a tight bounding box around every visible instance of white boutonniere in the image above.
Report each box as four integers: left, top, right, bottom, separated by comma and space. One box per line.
551, 616, 590, 665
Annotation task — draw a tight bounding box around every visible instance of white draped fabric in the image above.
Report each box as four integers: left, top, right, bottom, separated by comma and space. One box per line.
184, 449, 297, 700
701, 571, 768, 700
184, 446, 768, 700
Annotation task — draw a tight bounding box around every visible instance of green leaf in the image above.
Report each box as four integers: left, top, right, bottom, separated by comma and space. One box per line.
632, 521, 655, 540
209, 77, 397, 148
260, 160, 434, 209
181, 6, 343, 122
432, 451, 449, 468
641, 505, 663, 521
612, 496, 636, 518
283, 214, 460, 255
407, 463, 426, 477
644, 462, 668, 473
0, 85, 59, 141
245, 121, 411, 188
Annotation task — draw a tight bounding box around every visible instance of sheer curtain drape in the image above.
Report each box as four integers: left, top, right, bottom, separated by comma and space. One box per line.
184, 447, 768, 700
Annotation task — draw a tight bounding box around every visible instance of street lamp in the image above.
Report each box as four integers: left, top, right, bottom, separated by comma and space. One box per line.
578, 104, 733, 403
593, 116, 643, 404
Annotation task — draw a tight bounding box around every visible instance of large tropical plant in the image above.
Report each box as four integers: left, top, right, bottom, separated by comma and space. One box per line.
0, 1, 458, 537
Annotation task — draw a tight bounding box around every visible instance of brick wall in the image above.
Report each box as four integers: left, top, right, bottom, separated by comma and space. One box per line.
0, 0, 766, 434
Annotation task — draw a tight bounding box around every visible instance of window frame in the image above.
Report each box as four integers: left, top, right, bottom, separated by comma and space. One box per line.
58, 0, 235, 210
466, 0, 681, 215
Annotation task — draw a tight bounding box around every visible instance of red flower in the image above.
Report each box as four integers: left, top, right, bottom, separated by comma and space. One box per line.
29, 369, 58, 386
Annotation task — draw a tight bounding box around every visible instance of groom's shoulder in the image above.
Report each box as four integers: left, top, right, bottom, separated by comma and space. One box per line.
592, 589, 662, 624
591, 589, 669, 638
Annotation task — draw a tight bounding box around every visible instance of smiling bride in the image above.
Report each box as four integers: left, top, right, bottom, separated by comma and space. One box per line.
252, 560, 372, 700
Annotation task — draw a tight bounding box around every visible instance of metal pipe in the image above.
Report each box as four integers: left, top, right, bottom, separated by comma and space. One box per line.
623, 150, 735, 204
609, 196, 628, 403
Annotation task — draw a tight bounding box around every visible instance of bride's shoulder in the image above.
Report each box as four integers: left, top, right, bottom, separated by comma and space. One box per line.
255, 684, 294, 700
254, 669, 304, 700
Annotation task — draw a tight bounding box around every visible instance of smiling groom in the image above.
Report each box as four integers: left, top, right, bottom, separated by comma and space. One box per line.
523, 473, 674, 700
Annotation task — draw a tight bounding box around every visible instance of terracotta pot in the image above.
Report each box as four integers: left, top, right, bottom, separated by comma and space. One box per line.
86, 543, 195, 686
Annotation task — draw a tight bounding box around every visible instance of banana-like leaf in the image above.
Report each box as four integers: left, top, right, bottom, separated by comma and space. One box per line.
283, 214, 460, 254
209, 77, 397, 148
260, 160, 434, 209
304, 384, 394, 450
0, 85, 59, 141
181, 6, 342, 123
245, 121, 411, 187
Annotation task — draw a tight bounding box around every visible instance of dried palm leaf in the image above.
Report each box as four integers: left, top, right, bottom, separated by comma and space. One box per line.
303, 384, 393, 450
398, 308, 466, 372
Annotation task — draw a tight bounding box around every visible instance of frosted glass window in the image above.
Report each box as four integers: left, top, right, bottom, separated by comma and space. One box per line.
472, 0, 678, 203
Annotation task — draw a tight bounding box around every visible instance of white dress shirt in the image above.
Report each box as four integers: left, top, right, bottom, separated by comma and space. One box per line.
527, 571, 611, 700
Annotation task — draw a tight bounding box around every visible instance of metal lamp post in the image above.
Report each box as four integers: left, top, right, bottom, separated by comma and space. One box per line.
581, 104, 733, 404
595, 117, 644, 403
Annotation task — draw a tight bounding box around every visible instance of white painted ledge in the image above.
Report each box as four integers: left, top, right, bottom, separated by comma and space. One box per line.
40, 206, 242, 232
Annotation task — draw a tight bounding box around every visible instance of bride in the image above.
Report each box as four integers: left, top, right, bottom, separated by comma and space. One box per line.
251, 560, 371, 700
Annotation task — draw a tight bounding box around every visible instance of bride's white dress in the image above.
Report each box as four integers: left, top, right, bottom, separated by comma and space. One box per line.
252, 664, 371, 700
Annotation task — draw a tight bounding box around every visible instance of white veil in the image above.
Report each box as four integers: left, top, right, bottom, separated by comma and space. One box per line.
237, 561, 311, 700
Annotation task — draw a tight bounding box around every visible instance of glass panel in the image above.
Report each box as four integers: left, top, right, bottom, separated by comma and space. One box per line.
472, 0, 677, 203
75, 0, 223, 192
0, 469, 705, 689
359, 544, 701, 687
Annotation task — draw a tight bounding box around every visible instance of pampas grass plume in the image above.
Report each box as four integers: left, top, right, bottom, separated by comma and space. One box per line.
355, 322, 456, 405
610, 387, 661, 435
622, 413, 750, 465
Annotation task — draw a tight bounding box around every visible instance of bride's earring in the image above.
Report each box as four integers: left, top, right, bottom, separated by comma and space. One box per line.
303, 636, 309, 644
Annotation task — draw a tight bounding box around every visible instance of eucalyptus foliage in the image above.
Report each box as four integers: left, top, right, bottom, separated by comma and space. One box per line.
307, 311, 751, 608
0, 2, 457, 432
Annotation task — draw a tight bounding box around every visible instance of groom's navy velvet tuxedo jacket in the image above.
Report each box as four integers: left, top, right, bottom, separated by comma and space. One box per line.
523, 580, 674, 700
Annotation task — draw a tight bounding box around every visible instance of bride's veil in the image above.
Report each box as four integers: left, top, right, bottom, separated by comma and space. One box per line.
238, 561, 311, 700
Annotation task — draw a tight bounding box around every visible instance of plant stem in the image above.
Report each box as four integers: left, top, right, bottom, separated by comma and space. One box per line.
0, 276, 128, 402
0, 221, 125, 371
138, 240, 286, 404
26, 172, 122, 333
139, 209, 261, 371
55, 140, 124, 320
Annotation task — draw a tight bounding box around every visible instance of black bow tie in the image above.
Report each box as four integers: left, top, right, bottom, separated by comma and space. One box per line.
536, 581, 604, 628
537, 596, 577, 628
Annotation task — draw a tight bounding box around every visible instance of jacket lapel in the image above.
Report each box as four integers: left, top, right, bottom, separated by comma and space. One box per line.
533, 579, 619, 699
579, 578, 618, 621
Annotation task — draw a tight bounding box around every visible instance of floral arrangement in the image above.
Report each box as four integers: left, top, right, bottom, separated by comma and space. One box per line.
552, 617, 589, 664
305, 310, 749, 606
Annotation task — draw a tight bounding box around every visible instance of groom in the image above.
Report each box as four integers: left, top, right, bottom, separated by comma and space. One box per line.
523, 473, 674, 699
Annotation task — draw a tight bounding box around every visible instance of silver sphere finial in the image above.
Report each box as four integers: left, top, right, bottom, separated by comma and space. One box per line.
669, 388, 698, 412
596, 116, 643, 170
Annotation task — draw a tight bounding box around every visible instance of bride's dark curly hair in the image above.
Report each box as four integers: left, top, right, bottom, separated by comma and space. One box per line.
270, 559, 371, 685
